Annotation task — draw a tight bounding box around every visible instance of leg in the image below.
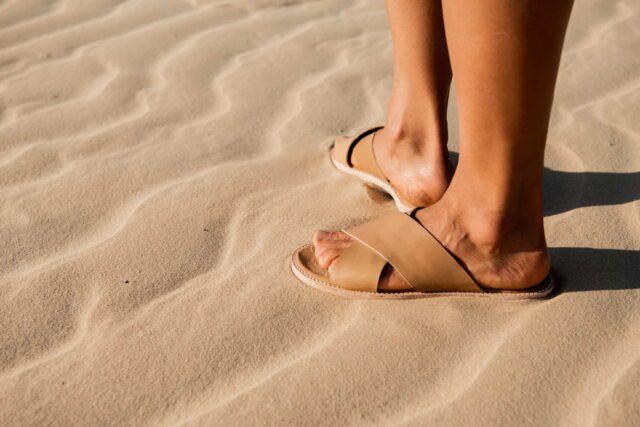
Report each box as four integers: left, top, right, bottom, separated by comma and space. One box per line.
373, 0, 453, 207
316, 0, 573, 290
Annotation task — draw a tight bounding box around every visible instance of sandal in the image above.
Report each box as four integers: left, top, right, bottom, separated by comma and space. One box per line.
330, 126, 417, 213
291, 211, 555, 299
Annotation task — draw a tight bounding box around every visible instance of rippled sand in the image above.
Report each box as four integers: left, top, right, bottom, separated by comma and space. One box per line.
1, 0, 639, 425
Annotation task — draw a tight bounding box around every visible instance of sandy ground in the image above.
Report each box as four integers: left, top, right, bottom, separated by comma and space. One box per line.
0, 0, 639, 425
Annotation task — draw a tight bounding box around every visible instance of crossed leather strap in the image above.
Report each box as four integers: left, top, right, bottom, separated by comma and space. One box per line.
329, 212, 482, 293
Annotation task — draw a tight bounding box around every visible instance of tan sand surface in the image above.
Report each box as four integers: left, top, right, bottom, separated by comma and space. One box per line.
1, 0, 639, 425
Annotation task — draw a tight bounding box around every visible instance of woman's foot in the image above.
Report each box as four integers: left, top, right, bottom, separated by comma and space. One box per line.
313, 190, 550, 291
369, 125, 453, 208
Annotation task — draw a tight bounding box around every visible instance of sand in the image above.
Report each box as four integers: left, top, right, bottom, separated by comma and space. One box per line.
1, 0, 639, 425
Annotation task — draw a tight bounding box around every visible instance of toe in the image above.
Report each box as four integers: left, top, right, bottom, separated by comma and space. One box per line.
312, 230, 353, 269
315, 247, 345, 269
313, 230, 351, 244
312, 230, 330, 247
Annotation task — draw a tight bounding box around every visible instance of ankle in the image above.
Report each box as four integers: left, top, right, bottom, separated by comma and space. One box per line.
377, 122, 449, 174
386, 113, 446, 143
374, 126, 452, 206
463, 210, 547, 257
421, 194, 547, 255
416, 199, 550, 289
385, 80, 448, 146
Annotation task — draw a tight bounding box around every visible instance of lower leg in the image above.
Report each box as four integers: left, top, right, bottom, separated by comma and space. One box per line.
316, 0, 574, 290
373, 0, 453, 207
414, 0, 574, 289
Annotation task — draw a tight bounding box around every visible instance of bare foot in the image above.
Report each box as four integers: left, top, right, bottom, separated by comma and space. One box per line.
313, 197, 550, 291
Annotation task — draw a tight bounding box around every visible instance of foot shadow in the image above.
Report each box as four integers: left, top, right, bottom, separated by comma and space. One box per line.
448, 151, 640, 216
544, 169, 640, 216
549, 247, 640, 293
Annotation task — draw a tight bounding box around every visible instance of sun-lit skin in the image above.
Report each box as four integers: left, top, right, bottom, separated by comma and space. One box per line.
371, 0, 453, 209
314, 0, 574, 291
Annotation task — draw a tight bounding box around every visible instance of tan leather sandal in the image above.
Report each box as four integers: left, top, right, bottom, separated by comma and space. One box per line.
331, 126, 417, 213
291, 211, 555, 300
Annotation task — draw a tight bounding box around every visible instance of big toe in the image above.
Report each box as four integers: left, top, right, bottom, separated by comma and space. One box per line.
312, 230, 352, 269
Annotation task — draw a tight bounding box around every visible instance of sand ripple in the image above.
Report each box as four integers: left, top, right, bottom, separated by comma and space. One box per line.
0, 0, 638, 425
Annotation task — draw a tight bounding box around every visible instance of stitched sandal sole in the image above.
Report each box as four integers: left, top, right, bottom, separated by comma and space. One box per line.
291, 244, 555, 300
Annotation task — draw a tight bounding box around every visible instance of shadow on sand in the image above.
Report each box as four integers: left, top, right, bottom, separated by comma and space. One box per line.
544, 169, 640, 216
550, 248, 640, 293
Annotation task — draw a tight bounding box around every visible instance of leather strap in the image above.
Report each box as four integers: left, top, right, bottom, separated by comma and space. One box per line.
340, 212, 482, 293
328, 238, 387, 292
350, 131, 386, 181
331, 127, 418, 211
332, 127, 384, 178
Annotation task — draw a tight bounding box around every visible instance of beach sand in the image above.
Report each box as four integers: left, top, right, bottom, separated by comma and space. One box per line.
1, 0, 639, 425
